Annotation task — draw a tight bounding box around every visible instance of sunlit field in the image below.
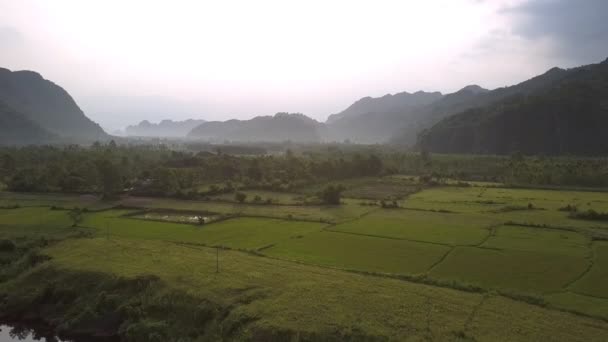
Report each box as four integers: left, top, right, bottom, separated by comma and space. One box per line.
2, 178, 608, 340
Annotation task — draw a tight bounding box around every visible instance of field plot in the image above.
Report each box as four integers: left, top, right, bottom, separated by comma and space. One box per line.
328, 208, 494, 246
0, 192, 109, 210
546, 292, 608, 319
264, 230, 449, 275
428, 246, 589, 294
480, 225, 590, 257
37, 237, 608, 341
0, 207, 74, 238
82, 210, 324, 250
119, 196, 375, 223
570, 241, 608, 298
467, 295, 608, 342
407, 186, 608, 214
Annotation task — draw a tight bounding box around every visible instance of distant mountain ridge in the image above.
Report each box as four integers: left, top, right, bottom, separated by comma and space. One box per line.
326, 86, 489, 144
418, 58, 608, 155
326, 91, 443, 124
126, 119, 206, 137
188, 113, 322, 143
0, 67, 107, 142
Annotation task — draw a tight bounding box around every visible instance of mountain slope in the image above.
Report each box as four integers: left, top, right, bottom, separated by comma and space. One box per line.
418, 58, 608, 155
126, 119, 206, 137
188, 113, 322, 143
327, 91, 443, 124
0, 100, 55, 145
0, 68, 107, 141
324, 91, 444, 143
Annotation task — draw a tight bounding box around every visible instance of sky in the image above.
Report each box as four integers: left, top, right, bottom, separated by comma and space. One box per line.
1, 0, 607, 130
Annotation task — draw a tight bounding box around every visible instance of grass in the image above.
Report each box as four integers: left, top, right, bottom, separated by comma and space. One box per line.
407, 186, 608, 214
0, 192, 111, 210
428, 246, 589, 294
81, 210, 325, 251
119, 196, 374, 223
263, 230, 450, 275
545, 292, 608, 319
570, 242, 608, 298
34, 237, 608, 341
3, 184, 608, 339
0, 207, 76, 238
481, 225, 590, 257
328, 208, 494, 246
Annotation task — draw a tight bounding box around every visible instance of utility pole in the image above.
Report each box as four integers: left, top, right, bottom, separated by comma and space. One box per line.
216, 247, 219, 273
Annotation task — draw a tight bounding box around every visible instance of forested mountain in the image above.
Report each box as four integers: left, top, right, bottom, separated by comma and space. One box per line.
418, 58, 608, 155
188, 112, 323, 143
0, 100, 55, 145
325, 87, 493, 144
0, 67, 107, 142
327, 91, 442, 124
125, 119, 206, 137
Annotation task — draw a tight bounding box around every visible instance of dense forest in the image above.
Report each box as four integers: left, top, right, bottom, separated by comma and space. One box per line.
418, 58, 608, 155
1, 143, 607, 201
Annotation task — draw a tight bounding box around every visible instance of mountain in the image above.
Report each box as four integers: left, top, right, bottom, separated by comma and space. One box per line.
327, 91, 443, 124
126, 119, 206, 137
0, 100, 55, 145
324, 87, 497, 144
324, 91, 444, 143
188, 113, 322, 143
418, 58, 608, 155
0, 67, 107, 141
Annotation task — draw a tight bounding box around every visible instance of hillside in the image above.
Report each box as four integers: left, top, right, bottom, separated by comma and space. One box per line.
418, 58, 608, 155
0, 100, 55, 145
0, 67, 107, 142
327, 91, 442, 124
188, 112, 322, 143
325, 87, 497, 144
125, 119, 206, 137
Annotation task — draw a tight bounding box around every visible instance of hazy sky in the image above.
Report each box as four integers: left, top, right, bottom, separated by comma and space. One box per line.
1, 0, 607, 130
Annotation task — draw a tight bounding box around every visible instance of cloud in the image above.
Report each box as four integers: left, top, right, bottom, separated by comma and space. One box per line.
503, 0, 608, 64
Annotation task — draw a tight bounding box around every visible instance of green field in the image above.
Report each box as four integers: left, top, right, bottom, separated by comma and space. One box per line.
2, 185, 608, 340
264, 230, 450, 274
329, 209, 494, 245
82, 210, 325, 251
571, 242, 608, 298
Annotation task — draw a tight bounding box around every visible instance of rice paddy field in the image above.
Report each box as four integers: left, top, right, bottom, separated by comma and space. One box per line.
1, 178, 608, 340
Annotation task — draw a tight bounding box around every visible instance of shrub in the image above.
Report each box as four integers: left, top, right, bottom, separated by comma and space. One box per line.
234, 192, 247, 203
317, 185, 345, 205
570, 209, 608, 221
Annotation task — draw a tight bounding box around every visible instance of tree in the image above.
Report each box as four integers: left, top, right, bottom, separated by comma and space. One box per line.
68, 208, 83, 227
96, 159, 122, 199
235, 192, 247, 203
152, 168, 179, 195
318, 184, 345, 205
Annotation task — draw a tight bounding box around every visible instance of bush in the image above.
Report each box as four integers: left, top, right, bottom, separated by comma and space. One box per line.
317, 185, 345, 205
234, 192, 247, 203
570, 209, 608, 221
558, 204, 578, 212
